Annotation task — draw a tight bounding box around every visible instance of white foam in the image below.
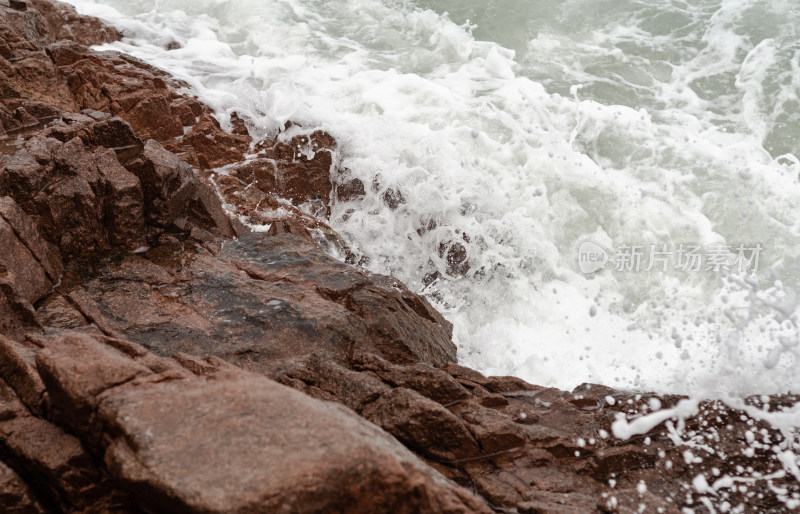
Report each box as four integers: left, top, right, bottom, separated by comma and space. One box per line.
611, 398, 700, 440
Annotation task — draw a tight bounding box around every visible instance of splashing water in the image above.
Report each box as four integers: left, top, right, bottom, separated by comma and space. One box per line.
62, 0, 800, 399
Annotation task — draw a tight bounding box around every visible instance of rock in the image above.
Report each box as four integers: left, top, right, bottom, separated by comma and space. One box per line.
213, 170, 353, 255
485, 374, 539, 394
353, 353, 470, 406
32, 295, 89, 331
58, 232, 456, 373
441, 362, 493, 388
599, 489, 682, 514
47, 42, 254, 175
457, 402, 527, 454
129, 140, 209, 229
168, 97, 199, 126
245, 129, 336, 212
590, 445, 661, 479
100, 152, 145, 249
291, 354, 800, 513
81, 116, 143, 159
32, 333, 491, 513
28, 0, 119, 46
362, 387, 482, 463
0, 196, 63, 284
290, 355, 391, 412
1, 52, 76, 111
46, 40, 90, 66
182, 112, 250, 169
0, 0, 343, 241
0, 207, 53, 304
438, 240, 470, 277
118, 91, 184, 142
0, 377, 133, 512
334, 172, 366, 203
0, 269, 41, 341
0, 116, 238, 262
0, 336, 46, 416
0, 459, 46, 513
265, 216, 316, 239
517, 492, 600, 514
35, 334, 153, 434
215, 125, 342, 238
0, 415, 129, 512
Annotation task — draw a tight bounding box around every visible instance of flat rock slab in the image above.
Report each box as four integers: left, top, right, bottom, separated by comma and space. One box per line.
59, 233, 456, 374
34, 333, 490, 514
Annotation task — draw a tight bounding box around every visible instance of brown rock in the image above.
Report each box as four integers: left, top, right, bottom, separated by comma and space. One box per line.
169, 98, 198, 126
470, 466, 601, 509
33, 294, 91, 331
30, 333, 491, 513
334, 173, 366, 203
101, 375, 490, 513
291, 355, 390, 412
471, 385, 510, 408
81, 115, 143, 159
100, 152, 146, 250
182, 112, 250, 168
57, 232, 455, 373
458, 403, 526, 454
0, 459, 46, 513
362, 387, 481, 463
590, 445, 661, 479
0, 415, 128, 512
265, 216, 314, 239
0, 212, 52, 304
1, 116, 238, 263
0, 270, 41, 341
35, 333, 152, 436
239, 129, 336, 213
0, 196, 62, 283
127, 139, 195, 227
212, 169, 352, 255
0, 336, 45, 415
42, 148, 108, 257
599, 489, 682, 514
441, 361, 492, 388
2, 52, 77, 111
439, 240, 470, 277
517, 491, 600, 514
46, 39, 90, 66
28, 0, 119, 46
0, 376, 132, 512
127, 139, 235, 238
485, 374, 539, 394
353, 352, 470, 406
123, 91, 184, 142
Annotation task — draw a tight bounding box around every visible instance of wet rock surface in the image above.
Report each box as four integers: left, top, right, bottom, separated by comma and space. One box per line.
0, 1, 798, 513
56, 232, 456, 372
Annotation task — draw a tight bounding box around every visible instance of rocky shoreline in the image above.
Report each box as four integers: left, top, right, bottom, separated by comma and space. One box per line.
0, 1, 798, 512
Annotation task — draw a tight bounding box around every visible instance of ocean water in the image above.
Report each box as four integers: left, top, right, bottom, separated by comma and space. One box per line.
62, 0, 800, 402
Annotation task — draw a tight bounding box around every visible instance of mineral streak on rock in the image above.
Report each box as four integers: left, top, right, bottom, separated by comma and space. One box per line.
0, 1, 798, 513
